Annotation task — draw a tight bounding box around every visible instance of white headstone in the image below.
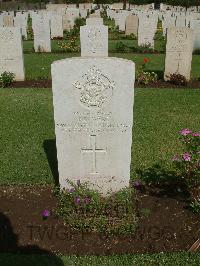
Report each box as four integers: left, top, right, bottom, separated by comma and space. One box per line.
138, 13, 158, 48
3, 14, 14, 27
80, 24, 108, 57
164, 27, 194, 81
51, 14, 63, 39
32, 14, 51, 52
0, 27, 24, 81
51, 25, 135, 195
14, 12, 28, 39
86, 17, 103, 25
125, 15, 138, 36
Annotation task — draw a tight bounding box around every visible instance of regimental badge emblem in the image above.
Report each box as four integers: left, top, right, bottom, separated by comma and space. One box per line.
73, 66, 115, 109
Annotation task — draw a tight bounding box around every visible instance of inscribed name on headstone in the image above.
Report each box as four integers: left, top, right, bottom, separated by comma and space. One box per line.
125, 15, 138, 36
80, 24, 108, 57
0, 27, 24, 81
164, 27, 194, 81
51, 57, 135, 195
32, 14, 51, 52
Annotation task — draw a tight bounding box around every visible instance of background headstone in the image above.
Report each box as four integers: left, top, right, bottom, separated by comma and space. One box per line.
164, 27, 194, 81
80, 24, 108, 57
0, 27, 24, 81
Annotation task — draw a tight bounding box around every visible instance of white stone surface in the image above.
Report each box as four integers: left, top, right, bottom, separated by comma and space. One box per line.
14, 12, 28, 39
125, 15, 138, 36
51, 57, 135, 195
190, 18, 200, 51
86, 17, 103, 25
164, 27, 194, 81
138, 13, 158, 48
3, 14, 14, 27
32, 14, 51, 52
0, 27, 24, 81
80, 25, 108, 57
50, 14, 63, 38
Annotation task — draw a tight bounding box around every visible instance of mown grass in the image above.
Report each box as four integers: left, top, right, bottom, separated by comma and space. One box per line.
0, 252, 199, 266
24, 52, 200, 80
0, 88, 199, 184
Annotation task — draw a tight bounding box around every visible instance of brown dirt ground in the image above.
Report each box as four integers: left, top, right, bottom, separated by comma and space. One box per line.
0, 185, 199, 255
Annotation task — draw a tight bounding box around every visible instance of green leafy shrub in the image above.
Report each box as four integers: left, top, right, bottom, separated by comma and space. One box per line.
131, 44, 155, 53
136, 57, 158, 85
58, 37, 80, 53
167, 73, 187, 86
0, 72, 15, 87
115, 41, 126, 52
136, 71, 158, 85
154, 30, 165, 41
172, 129, 200, 203
27, 28, 34, 40
190, 201, 200, 213
56, 180, 137, 234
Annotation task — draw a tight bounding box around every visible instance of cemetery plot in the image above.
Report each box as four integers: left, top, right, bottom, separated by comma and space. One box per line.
0, 2, 200, 261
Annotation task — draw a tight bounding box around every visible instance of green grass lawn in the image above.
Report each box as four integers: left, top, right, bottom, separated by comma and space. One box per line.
24, 52, 200, 80
0, 252, 199, 265
0, 88, 199, 185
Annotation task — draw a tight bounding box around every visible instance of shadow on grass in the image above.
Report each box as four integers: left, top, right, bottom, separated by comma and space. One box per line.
43, 139, 59, 186
136, 163, 189, 199
0, 212, 64, 265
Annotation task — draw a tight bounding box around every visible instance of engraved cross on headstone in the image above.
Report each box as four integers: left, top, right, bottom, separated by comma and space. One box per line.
81, 135, 106, 174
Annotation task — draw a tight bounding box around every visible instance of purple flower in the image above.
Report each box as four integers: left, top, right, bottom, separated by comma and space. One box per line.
133, 180, 142, 190
182, 153, 191, 162
179, 128, 192, 136
74, 196, 81, 205
42, 209, 50, 218
192, 133, 200, 137
69, 188, 75, 193
84, 197, 91, 204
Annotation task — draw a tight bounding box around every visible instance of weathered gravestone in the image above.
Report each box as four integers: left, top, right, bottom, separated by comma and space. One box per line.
138, 13, 158, 48
50, 14, 63, 39
86, 17, 103, 25
51, 27, 135, 195
190, 18, 200, 51
164, 27, 194, 81
62, 14, 71, 31
14, 12, 28, 39
125, 15, 138, 36
0, 27, 24, 81
80, 23, 108, 57
3, 14, 14, 27
32, 14, 51, 52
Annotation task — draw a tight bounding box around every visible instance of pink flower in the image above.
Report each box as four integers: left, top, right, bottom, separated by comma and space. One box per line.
179, 128, 192, 136
84, 197, 91, 204
182, 153, 191, 162
42, 209, 50, 218
192, 133, 200, 137
74, 196, 81, 205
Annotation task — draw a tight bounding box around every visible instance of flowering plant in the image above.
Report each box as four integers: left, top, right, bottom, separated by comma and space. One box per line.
58, 37, 80, 53
172, 129, 200, 202
136, 57, 158, 85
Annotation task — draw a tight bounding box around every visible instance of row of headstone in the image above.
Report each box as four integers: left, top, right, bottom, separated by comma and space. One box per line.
0, 10, 196, 85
